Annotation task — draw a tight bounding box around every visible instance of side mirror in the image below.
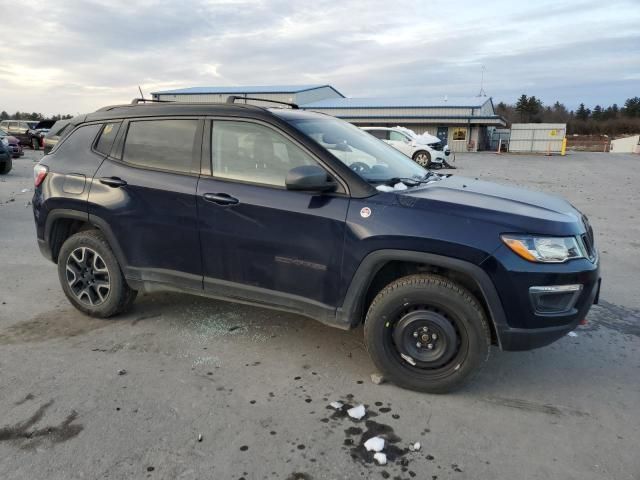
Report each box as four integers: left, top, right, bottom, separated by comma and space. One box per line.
286, 165, 336, 192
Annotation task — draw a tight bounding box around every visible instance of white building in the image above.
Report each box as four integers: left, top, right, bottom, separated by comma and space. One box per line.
610, 135, 640, 154
151, 85, 506, 152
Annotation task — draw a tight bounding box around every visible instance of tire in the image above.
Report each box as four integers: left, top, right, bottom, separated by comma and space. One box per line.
57, 230, 137, 318
364, 274, 491, 393
413, 151, 431, 168
0, 158, 12, 175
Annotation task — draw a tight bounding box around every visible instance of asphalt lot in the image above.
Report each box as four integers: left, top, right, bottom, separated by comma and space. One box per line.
1, 150, 639, 480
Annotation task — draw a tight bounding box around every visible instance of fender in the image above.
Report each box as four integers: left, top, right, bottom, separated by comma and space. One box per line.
41, 208, 129, 270
335, 249, 508, 347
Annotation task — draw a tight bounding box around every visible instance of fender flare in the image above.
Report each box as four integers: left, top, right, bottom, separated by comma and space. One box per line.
336, 249, 508, 346
43, 209, 128, 268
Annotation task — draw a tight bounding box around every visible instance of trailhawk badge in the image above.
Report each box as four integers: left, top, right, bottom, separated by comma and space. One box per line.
360, 207, 372, 218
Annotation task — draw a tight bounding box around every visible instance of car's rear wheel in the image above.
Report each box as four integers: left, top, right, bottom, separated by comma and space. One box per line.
364, 274, 491, 393
57, 230, 136, 318
0, 158, 12, 175
413, 151, 431, 168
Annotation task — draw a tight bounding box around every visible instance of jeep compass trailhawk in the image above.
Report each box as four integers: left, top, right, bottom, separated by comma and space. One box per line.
32, 98, 601, 393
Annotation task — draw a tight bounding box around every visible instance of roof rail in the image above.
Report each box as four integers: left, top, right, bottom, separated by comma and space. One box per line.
226, 95, 299, 109
130, 98, 174, 105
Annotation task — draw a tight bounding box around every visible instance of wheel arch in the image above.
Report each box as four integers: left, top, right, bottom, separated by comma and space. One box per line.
337, 250, 508, 347
44, 209, 128, 269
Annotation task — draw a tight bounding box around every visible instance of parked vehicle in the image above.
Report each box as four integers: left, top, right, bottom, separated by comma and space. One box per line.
362, 126, 449, 168
43, 120, 71, 154
0, 139, 12, 174
32, 99, 600, 393
0, 130, 24, 158
0, 120, 36, 146
27, 120, 56, 150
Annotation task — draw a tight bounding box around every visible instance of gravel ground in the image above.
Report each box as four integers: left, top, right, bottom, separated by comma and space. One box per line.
0, 150, 639, 480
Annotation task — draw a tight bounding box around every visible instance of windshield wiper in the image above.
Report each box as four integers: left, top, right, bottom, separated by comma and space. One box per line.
381, 172, 437, 187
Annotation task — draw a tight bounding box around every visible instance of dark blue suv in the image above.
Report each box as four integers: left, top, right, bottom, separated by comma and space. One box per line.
32, 99, 600, 393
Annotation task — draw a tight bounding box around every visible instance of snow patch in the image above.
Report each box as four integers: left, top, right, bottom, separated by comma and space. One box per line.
329, 401, 344, 410
364, 436, 385, 452
373, 452, 387, 465
347, 404, 366, 420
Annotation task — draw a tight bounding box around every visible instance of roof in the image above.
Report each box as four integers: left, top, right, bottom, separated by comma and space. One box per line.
300, 96, 492, 109
152, 84, 342, 96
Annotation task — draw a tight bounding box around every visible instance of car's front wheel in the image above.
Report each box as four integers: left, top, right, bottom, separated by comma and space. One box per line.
364, 274, 491, 393
413, 151, 431, 168
57, 230, 136, 318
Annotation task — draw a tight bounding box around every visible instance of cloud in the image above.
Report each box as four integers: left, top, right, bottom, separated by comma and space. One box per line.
0, 0, 638, 115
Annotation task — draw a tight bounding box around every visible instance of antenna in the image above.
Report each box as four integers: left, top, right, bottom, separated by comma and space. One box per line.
138, 85, 145, 101
478, 65, 487, 97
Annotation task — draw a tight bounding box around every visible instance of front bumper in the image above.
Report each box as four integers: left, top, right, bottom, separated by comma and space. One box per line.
486, 245, 600, 351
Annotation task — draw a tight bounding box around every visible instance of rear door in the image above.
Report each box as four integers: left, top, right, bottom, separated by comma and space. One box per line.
89, 118, 204, 290
196, 118, 349, 313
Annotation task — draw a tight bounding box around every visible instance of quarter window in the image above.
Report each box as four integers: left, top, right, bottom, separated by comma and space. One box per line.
123, 119, 198, 173
94, 121, 121, 156
211, 121, 316, 187
452, 127, 467, 141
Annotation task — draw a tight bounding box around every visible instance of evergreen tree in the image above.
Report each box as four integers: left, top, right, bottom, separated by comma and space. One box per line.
576, 103, 589, 121
515, 94, 529, 122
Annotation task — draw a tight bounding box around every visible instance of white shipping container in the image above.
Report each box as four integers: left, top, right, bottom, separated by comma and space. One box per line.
508, 123, 566, 153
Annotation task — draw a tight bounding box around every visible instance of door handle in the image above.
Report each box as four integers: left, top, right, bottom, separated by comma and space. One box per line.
202, 193, 239, 206
99, 176, 127, 188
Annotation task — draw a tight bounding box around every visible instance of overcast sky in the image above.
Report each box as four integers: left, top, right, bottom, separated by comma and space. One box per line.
1, 0, 638, 116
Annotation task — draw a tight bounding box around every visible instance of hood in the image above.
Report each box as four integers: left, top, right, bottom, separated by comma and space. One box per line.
398, 175, 584, 235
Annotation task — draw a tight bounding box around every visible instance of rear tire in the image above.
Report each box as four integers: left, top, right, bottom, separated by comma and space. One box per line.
413, 151, 431, 168
0, 158, 12, 175
57, 230, 136, 318
364, 274, 491, 393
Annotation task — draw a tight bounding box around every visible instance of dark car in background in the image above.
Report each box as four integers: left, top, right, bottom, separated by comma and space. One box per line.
43, 120, 71, 154
0, 139, 12, 174
0, 130, 24, 158
27, 120, 56, 150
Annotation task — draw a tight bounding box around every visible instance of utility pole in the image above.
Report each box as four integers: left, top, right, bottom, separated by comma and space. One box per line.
478, 65, 487, 97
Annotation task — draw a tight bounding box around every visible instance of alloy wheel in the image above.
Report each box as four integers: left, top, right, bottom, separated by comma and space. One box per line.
65, 247, 111, 306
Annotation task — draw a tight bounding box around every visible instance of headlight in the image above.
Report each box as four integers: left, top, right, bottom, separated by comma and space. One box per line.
501, 235, 585, 263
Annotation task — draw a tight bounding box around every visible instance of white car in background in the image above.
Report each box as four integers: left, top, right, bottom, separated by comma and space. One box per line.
362, 126, 451, 168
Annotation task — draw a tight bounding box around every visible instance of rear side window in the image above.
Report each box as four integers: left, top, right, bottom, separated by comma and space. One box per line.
368, 130, 388, 140
94, 121, 121, 155
123, 119, 198, 173
48, 124, 105, 174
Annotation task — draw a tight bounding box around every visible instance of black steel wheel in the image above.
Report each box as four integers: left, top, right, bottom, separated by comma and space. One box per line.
57, 230, 136, 317
364, 274, 491, 393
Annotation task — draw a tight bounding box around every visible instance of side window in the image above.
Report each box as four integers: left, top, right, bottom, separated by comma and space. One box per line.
51, 124, 102, 158
389, 131, 408, 142
369, 130, 388, 140
123, 119, 198, 173
211, 121, 316, 187
94, 121, 121, 156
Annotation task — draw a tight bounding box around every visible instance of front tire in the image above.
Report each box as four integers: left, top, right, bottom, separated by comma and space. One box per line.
413, 151, 431, 168
364, 274, 491, 393
57, 230, 136, 318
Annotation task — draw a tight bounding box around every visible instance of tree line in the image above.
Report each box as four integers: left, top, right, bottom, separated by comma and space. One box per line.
0, 111, 74, 122
495, 95, 640, 136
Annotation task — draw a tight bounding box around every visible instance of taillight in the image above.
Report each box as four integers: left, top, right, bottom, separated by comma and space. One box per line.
34, 164, 48, 187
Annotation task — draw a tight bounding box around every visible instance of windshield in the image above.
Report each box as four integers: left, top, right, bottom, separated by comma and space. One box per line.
280, 114, 428, 183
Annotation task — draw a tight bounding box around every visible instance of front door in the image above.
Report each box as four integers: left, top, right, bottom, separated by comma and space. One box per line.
197, 119, 349, 312
388, 130, 414, 157
437, 126, 449, 145
89, 118, 203, 290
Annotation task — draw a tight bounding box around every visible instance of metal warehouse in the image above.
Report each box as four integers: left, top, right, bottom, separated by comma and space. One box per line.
152, 85, 506, 152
